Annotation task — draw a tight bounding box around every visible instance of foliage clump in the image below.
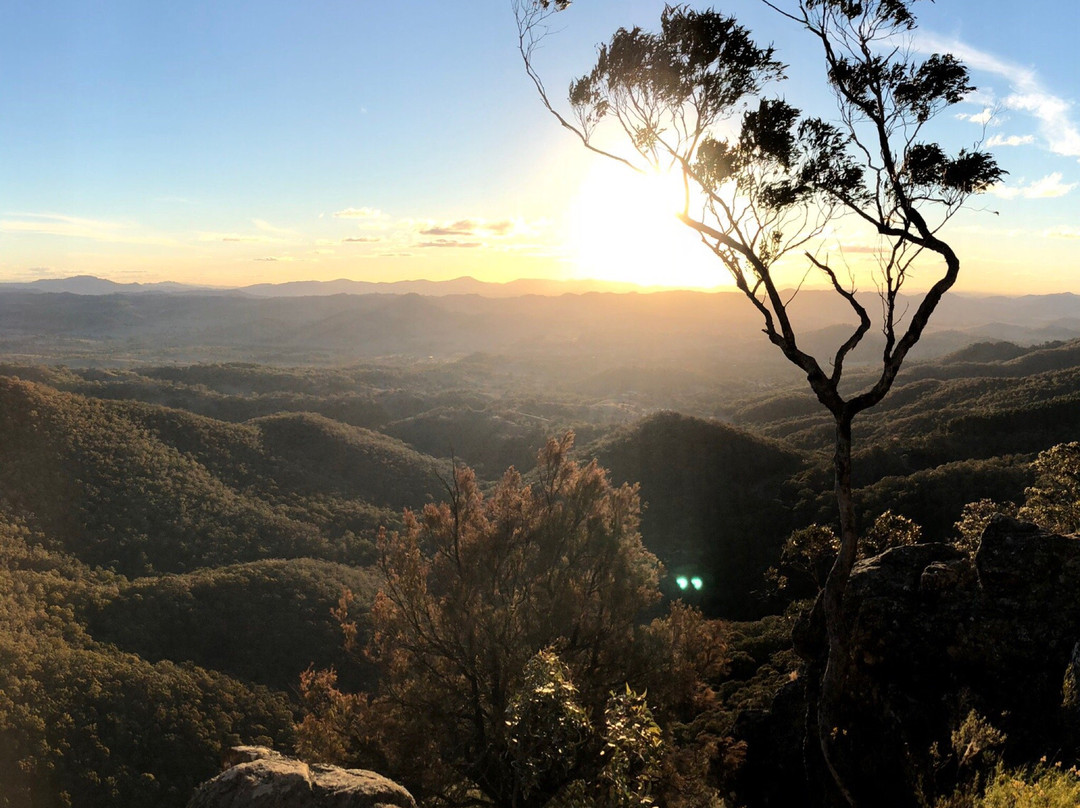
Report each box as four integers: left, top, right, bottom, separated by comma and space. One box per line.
767, 524, 839, 594
953, 499, 1018, 553
937, 762, 1080, 808
1019, 442, 1080, 534
861, 509, 923, 557
302, 434, 729, 807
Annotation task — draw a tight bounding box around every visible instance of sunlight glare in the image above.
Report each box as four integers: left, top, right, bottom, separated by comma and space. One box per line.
567, 163, 729, 290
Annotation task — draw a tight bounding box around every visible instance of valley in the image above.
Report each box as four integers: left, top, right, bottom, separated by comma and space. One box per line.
1, 287, 1078, 806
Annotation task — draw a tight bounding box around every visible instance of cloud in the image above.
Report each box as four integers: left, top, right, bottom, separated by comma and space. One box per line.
252, 256, 296, 262
986, 133, 1035, 148
333, 206, 383, 219
1004, 92, 1080, 157
197, 220, 299, 244
1043, 225, 1080, 239
956, 107, 993, 125
915, 33, 1080, 160
0, 212, 176, 246
342, 236, 382, 243
197, 231, 286, 244
419, 218, 517, 237
421, 223, 476, 237
417, 239, 484, 249
251, 218, 298, 237
202, 233, 269, 243
21, 266, 63, 278
989, 172, 1076, 199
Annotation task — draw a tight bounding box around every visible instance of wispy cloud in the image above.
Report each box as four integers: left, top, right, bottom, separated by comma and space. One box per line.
916, 33, 1080, 159
956, 107, 993, 125
342, 236, 382, 243
197, 232, 273, 243
252, 255, 296, 262
990, 172, 1076, 199
419, 218, 516, 237
333, 206, 383, 219
986, 133, 1035, 148
417, 239, 484, 249
21, 266, 63, 278
0, 212, 176, 246
251, 218, 298, 237
196, 219, 299, 244
1043, 225, 1080, 239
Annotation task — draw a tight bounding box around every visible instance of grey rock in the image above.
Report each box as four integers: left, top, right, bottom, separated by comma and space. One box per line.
737, 517, 1080, 808
823, 516, 1080, 807
188, 747, 416, 808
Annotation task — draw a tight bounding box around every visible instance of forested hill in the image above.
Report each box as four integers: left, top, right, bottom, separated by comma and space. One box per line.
0, 377, 448, 577
3, 334, 1080, 807
589, 412, 805, 615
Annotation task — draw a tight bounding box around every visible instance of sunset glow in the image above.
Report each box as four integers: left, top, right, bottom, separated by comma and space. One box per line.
0, 1, 1075, 292
568, 163, 729, 290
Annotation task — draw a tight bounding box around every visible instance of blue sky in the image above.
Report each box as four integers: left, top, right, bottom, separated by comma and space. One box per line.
1, 0, 1078, 292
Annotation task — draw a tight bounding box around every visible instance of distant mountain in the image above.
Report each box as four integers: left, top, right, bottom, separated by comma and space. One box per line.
4, 274, 218, 295
236, 275, 662, 297
0, 279, 1077, 371
0, 274, 670, 298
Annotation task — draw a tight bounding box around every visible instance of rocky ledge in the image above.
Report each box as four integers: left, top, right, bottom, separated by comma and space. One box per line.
188, 746, 416, 808
739, 515, 1080, 807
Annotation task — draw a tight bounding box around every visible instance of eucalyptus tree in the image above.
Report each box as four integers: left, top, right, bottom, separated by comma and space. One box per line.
516, 1, 1002, 802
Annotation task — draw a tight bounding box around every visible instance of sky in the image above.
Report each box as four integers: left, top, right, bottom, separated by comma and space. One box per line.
1, 0, 1078, 294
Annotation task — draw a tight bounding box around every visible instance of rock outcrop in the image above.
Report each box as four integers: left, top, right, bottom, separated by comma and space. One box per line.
188, 747, 416, 808
738, 516, 1080, 807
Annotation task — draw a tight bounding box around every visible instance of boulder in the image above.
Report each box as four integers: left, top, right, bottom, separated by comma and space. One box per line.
188, 747, 416, 808
734, 516, 1080, 808
821, 516, 1080, 807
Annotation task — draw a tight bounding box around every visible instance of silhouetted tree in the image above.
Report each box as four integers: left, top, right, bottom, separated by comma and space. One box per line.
516, 1, 1002, 802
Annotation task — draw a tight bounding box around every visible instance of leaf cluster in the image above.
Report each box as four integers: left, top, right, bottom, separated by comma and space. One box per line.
1018, 442, 1080, 534
365, 434, 661, 805
570, 7, 783, 153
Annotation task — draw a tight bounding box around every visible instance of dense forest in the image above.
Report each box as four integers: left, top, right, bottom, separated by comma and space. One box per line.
2, 331, 1080, 806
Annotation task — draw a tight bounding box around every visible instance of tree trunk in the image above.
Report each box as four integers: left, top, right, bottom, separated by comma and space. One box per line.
818, 412, 858, 806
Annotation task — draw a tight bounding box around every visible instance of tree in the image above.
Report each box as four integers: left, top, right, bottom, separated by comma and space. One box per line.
1019, 442, 1080, 534
314, 434, 726, 807
767, 524, 840, 594
861, 509, 922, 557
953, 498, 1018, 554
515, 1, 1002, 802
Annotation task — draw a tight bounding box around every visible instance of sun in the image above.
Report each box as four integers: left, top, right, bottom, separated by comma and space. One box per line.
567, 161, 729, 290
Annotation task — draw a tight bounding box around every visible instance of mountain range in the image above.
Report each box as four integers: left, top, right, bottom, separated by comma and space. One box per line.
0, 276, 1077, 372
0, 274, 669, 298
